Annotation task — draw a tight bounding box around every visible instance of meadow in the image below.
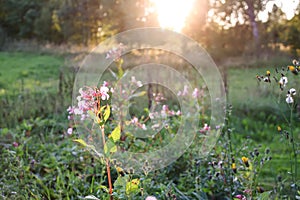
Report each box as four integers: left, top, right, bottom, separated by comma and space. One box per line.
0, 50, 299, 199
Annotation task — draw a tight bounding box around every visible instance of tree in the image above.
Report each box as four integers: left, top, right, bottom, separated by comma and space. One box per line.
210, 0, 266, 55
279, 14, 300, 55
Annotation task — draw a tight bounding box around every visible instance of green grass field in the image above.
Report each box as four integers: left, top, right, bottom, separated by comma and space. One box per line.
0, 52, 64, 95
0, 51, 299, 199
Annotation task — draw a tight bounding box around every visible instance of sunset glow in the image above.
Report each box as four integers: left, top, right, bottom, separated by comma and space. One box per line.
150, 0, 195, 32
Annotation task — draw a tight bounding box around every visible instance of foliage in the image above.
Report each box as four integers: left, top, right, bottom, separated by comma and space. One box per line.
0, 50, 300, 199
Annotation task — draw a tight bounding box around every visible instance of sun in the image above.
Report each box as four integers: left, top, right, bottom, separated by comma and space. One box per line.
150, 0, 195, 32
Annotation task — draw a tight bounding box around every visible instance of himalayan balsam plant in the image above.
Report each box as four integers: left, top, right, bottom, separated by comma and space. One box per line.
67, 45, 186, 199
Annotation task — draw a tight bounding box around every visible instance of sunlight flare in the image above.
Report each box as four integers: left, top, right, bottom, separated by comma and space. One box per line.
150, 0, 195, 32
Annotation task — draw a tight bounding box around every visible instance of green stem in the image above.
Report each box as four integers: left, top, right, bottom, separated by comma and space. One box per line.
289, 106, 298, 193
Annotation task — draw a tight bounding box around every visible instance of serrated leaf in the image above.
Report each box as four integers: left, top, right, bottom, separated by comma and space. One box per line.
73, 139, 87, 147
110, 125, 121, 142
126, 178, 140, 195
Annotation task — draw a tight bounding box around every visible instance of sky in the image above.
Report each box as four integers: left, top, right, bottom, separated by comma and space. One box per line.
258, 0, 299, 22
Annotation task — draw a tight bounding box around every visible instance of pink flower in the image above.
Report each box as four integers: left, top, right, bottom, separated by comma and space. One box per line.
200, 124, 210, 133
67, 106, 75, 114
145, 196, 157, 200
67, 83, 111, 122
100, 86, 110, 100
131, 117, 139, 124
176, 110, 181, 116
235, 194, 246, 200
182, 85, 189, 96
13, 142, 19, 147
192, 88, 199, 98
67, 128, 73, 135
105, 43, 125, 61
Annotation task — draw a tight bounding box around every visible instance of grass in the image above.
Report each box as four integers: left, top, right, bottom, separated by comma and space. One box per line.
0, 51, 299, 199
0, 52, 73, 128
0, 52, 64, 95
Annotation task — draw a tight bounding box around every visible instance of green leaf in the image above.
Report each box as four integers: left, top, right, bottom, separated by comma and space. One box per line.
110, 125, 121, 142
73, 139, 87, 147
126, 178, 140, 195
129, 91, 146, 99
104, 139, 117, 155
103, 105, 111, 122
114, 176, 127, 188
99, 185, 109, 193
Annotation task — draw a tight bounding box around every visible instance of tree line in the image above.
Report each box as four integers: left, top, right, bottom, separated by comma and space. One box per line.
0, 0, 299, 57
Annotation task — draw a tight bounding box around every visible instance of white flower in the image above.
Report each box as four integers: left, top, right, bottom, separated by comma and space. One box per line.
137, 81, 143, 87
182, 85, 189, 96
288, 88, 296, 96
67, 128, 73, 135
192, 88, 199, 98
279, 76, 288, 87
100, 86, 110, 100
141, 124, 147, 130
131, 76, 136, 83
145, 196, 157, 200
286, 94, 294, 104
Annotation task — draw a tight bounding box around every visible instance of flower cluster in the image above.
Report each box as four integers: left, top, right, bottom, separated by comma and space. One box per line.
105, 43, 125, 61
67, 83, 111, 121
199, 123, 210, 134
131, 117, 147, 130
66, 83, 112, 135
256, 60, 299, 104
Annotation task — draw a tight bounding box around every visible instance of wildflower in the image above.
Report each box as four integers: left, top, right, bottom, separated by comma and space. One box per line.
192, 88, 199, 98
288, 65, 298, 75
277, 126, 282, 132
176, 110, 181, 116
256, 75, 263, 82
263, 76, 271, 83
286, 94, 294, 104
288, 88, 296, 96
279, 76, 288, 88
116, 166, 125, 176
12, 142, 19, 147
67, 127, 73, 135
177, 85, 188, 96
100, 85, 110, 100
145, 196, 157, 200
199, 124, 210, 133
232, 163, 237, 173
242, 156, 249, 167
131, 117, 147, 130
235, 194, 246, 200
266, 70, 271, 76
105, 43, 125, 61
293, 59, 299, 66
131, 76, 143, 87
